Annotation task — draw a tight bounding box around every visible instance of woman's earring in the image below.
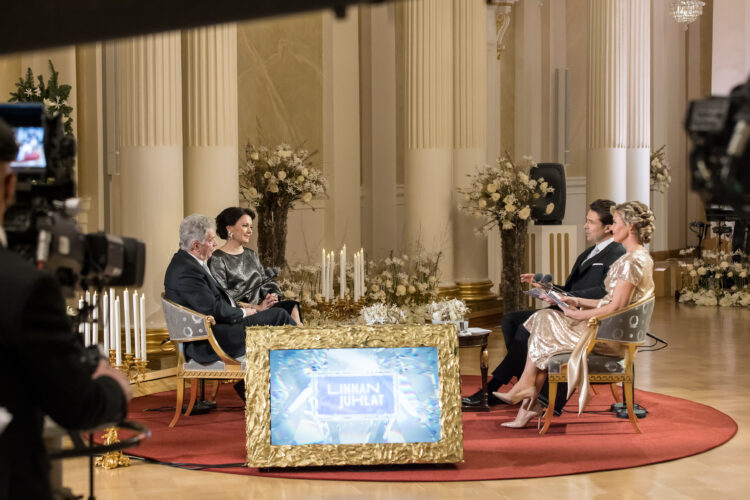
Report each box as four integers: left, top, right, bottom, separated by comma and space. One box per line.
228, 231, 233, 241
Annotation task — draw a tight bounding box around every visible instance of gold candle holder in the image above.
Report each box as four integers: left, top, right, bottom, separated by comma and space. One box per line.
94, 427, 130, 469
108, 349, 116, 366
134, 358, 148, 385
95, 362, 132, 469
124, 353, 135, 381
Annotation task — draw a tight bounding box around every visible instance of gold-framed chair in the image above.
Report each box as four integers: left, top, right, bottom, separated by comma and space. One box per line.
540, 295, 656, 434
161, 294, 244, 427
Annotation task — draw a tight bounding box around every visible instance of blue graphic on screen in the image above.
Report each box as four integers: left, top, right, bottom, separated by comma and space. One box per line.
269, 347, 441, 446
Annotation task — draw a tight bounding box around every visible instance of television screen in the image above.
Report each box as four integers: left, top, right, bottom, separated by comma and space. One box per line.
10, 125, 46, 170
269, 347, 441, 446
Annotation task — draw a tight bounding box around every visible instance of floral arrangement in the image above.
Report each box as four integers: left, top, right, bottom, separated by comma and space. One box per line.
457, 152, 555, 232
364, 250, 441, 307
9, 60, 74, 136
650, 145, 671, 193
678, 248, 750, 307
427, 299, 470, 322
239, 143, 328, 209
359, 303, 406, 325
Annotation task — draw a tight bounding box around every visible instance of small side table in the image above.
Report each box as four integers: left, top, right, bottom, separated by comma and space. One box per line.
459, 328, 492, 412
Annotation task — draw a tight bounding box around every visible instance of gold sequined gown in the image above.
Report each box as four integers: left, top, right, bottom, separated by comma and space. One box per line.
523, 248, 654, 410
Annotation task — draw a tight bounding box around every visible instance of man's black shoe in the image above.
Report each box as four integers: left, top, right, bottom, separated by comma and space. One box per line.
200, 400, 217, 410
461, 390, 503, 407
181, 400, 212, 415
234, 380, 246, 404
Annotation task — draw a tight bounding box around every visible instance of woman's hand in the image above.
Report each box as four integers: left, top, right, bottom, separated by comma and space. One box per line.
562, 306, 587, 320
560, 296, 579, 307
259, 293, 278, 311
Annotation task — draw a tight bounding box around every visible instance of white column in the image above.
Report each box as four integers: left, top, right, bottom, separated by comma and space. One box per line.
360, 4, 398, 259
116, 32, 183, 324
182, 24, 239, 218
626, 0, 650, 206
401, 0, 454, 287
587, 0, 627, 204
514, 0, 542, 160
323, 11, 361, 251
453, 0, 493, 301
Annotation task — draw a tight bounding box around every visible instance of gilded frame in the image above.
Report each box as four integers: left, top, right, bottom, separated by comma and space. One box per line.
244, 323, 463, 468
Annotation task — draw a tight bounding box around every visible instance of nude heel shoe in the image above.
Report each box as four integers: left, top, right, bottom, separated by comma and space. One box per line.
501, 399, 543, 429
492, 386, 537, 406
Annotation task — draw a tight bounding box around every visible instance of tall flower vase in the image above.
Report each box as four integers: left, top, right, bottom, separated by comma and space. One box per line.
256, 200, 290, 269
499, 219, 528, 314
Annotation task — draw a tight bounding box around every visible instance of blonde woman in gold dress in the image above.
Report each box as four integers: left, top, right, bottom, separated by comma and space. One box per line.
493, 201, 656, 428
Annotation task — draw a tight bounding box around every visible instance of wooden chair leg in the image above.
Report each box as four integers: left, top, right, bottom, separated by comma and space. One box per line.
623, 381, 641, 433
206, 380, 219, 402
610, 383, 622, 404
185, 378, 199, 417
591, 384, 599, 396
169, 378, 185, 428
540, 380, 558, 435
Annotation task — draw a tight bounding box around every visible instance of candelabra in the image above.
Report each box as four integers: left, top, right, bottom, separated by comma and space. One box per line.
319, 297, 367, 321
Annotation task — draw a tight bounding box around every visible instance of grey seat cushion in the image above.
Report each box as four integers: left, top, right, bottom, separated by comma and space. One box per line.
548, 352, 624, 375
183, 356, 245, 372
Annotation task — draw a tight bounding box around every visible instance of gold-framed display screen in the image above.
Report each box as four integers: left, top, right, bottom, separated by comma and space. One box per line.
244, 324, 463, 468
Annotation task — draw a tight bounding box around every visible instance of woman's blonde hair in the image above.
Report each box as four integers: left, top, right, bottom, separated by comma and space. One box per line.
613, 201, 655, 244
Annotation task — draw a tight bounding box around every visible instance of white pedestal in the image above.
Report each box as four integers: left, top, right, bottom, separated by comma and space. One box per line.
525, 223, 578, 308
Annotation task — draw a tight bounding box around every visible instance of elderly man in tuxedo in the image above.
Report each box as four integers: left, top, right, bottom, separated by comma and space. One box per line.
463, 199, 625, 412
164, 214, 295, 366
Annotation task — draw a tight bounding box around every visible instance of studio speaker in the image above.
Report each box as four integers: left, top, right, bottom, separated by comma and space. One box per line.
531, 162, 566, 225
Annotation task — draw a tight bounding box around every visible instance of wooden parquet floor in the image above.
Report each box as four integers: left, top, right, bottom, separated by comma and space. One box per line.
62, 299, 750, 499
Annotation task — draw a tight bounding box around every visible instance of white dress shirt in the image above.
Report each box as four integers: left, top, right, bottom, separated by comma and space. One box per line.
583, 237, 614, 263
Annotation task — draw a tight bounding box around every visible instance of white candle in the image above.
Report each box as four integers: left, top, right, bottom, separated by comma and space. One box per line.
78, 297, 85, 342
92, 292, 99, 345
360, 248, 365, 297
109, 288, 115, 350
340, 246, 345, 299
329, 252, 334, 300
114, 297, 121, 366
102, 292, 109, 351
123, 289, 131, 354
321, 249, 326, 295
84, 291, 91, 347
133, 291, 140, 360
140, 294, 147, 361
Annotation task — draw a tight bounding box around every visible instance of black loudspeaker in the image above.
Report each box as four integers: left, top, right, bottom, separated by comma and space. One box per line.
531, 162, 566, 225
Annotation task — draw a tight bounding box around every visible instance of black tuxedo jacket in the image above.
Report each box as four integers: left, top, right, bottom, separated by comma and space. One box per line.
0, 246, 128, 500
164, 249, 293, 363
561, 241, 626, 299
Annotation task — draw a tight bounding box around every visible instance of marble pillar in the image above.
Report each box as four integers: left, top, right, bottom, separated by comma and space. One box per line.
182, 24, 239, 219
401, 0, 454, 288
453, 0, 494, 303
587, 0, 627, 204
625, 0, 650, 207
323, 11, 361, 252
116, 33, 183, 325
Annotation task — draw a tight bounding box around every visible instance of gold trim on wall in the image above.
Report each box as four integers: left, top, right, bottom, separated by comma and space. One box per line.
244, 324, 463, 468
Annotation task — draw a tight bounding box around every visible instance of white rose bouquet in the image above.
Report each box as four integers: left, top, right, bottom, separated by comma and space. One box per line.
650, 145, 671, 193
457, 152, 555, 232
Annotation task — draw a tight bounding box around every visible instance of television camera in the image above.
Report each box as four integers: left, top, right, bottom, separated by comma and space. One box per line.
1, 103, 145, 297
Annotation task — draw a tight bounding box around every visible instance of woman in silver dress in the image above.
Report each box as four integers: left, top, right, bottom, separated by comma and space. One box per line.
208, 207, 303, 325
494, 201, 655, 428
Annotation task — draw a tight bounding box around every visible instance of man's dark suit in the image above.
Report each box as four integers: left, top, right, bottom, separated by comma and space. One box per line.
164, 249, 294, 363
486, 241, 626, 411
0, 246, 128, 500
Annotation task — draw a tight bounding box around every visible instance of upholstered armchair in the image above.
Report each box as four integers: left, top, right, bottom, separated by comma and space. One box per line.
161, 294, 244, 427
540, 295, 656, 434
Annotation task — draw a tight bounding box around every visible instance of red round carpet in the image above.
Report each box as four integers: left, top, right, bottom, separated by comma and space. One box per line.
122, 376, 737, 481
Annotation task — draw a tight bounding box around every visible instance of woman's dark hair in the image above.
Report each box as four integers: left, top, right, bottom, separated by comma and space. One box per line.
588, 199, 616, 227
215, 206, 255, 240
0, 118, 19, 162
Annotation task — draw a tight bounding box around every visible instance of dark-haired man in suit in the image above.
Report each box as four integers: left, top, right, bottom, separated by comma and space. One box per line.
463, 199, 625, 412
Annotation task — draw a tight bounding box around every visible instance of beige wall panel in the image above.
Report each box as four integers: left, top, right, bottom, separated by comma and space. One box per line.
566, 0, 587, 178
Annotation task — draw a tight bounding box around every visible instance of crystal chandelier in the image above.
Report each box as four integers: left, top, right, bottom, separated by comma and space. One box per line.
669, 0, 705, 30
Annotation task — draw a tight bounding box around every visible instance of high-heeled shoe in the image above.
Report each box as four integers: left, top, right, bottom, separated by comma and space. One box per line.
501, 398, 543, 429
492, 385, 537, 406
